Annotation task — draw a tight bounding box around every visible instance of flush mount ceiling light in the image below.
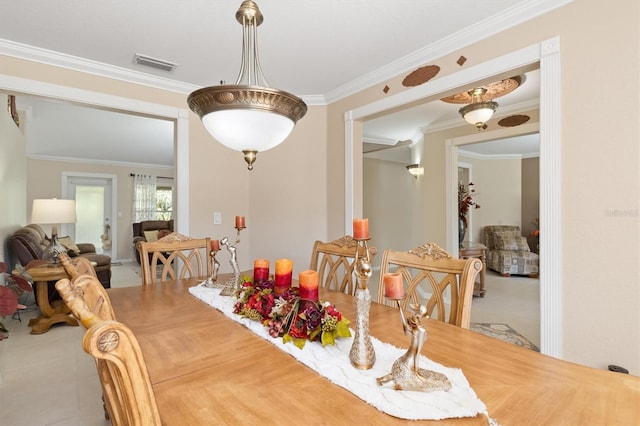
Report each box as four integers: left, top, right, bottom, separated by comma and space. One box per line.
188, 1, 307, 170
458, 87, 498, 130
406, 164, 424, 178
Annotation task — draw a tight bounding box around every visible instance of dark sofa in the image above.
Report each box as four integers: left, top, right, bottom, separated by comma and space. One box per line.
10, 224, 112, 290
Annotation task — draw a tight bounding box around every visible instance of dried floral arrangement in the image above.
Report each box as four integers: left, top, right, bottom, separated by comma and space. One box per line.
233, 277, 351, 349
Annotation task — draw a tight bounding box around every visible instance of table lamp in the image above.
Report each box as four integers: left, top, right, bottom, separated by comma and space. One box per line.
31, 198, 77, 264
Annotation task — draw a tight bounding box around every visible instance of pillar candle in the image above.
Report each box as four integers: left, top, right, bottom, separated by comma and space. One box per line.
383, 272, 404, 299
235, 215, 246, 228
274, 258, 293, 296
210, 239, 220, 251
253, 259, 270, 283
298, 270, 319, 301
353, 218, 369, 239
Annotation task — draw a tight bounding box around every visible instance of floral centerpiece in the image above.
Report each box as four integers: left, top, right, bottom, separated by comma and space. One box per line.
458, 181, 480, 226
233, 276, 351, 349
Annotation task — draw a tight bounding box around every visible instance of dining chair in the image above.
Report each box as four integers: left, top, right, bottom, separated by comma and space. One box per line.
59, 252, 97, 278
376, 243, 482, 329
309, 235, 377, 295
137, 235, 211, 285
56, 273, 116, 328
55, 274, 161, 426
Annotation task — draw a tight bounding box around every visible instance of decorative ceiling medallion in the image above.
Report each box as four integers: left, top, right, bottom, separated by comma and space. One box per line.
402, 65, 440, 87
456, 55, 467, 66
440, 75, 523, 104
498, 114, 531, 127
383, 85, 390, 94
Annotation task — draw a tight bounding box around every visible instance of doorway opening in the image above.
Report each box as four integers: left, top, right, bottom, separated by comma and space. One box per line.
348, 38, 561, 356
63, 173, 117, 258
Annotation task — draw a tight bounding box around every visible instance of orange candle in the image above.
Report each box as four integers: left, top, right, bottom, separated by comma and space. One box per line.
253, 259, 270, 283
210, 239, 220, 251
274, 258, 293, 296
353, 218, 369, 239
235, 215, 246, 228
383, 272, 404, 299
298, 270, 319, 301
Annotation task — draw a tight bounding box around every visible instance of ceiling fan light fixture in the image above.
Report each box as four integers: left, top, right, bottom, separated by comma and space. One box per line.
187, 1, 307, 170
459, 87, 498, 130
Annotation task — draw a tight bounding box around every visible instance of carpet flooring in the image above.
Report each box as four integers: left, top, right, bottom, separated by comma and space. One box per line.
471, 322, 539, 351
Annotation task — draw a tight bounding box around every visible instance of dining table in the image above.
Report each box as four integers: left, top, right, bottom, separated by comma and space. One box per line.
107, 278, 640, 425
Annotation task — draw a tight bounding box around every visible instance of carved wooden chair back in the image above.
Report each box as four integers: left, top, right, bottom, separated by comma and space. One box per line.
59, 252, 97, 279
309, 236, 377, 295
137, 237, 211, 285
376, 243, 482, 329
83, 319, 161, 426
55, 274, 160, 425
55, 263, 115, 329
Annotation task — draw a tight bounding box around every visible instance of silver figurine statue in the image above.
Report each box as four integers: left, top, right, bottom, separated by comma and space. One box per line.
219, 229, 242, 296
204, 249, 221, 288
376, 303, 451, 392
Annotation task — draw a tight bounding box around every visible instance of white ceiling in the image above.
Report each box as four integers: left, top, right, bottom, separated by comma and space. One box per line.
1, 0, 551, 165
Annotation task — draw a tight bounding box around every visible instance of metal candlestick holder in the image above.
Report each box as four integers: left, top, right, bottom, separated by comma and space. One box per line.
219, 226, 244, 296
204, 249, 221, 288
349, 237, 376, 370
376, 299, 451, 392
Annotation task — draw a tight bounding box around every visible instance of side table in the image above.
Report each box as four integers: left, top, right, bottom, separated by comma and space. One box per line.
20, 264, 78, 334
459, 242, 487, 297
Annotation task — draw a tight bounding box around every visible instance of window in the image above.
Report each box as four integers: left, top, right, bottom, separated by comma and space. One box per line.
156, 186, 172, 220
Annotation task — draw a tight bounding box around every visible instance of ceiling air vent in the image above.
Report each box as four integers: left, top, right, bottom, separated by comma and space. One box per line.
134, 54, 177, 72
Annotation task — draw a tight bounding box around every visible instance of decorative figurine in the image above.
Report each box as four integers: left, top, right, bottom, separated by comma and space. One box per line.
204, 249, 221, 288
376, 302, 451, 392
219, 223, 245, 296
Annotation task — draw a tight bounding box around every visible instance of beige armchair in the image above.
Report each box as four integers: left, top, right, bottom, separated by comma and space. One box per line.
484, 225, 539, 277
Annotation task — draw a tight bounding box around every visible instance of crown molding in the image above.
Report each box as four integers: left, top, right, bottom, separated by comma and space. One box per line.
28, 154, 173, 170
457, 148, 539, 160
324, 0, 572, 103
0, 39, 201, 94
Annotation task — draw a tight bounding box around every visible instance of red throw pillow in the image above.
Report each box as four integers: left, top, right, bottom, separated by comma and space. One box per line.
158, 229, 172, 239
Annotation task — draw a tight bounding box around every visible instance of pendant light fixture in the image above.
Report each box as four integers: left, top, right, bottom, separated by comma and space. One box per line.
188, 1, 307, 170
458, 87, 498, 130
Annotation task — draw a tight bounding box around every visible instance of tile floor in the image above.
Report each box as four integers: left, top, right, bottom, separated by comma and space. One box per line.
0, 262, 539, 425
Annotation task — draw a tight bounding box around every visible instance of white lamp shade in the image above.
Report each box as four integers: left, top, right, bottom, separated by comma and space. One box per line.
201, 109, 295, 153
463, 108, 495, 126
31, 199, 77, 224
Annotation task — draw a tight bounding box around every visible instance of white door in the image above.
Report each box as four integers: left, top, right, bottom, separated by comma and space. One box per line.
64, 174, 115, 258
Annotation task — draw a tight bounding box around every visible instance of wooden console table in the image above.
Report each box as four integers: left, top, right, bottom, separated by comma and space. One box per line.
21, 264, 78, 334
459, 242, 487, 297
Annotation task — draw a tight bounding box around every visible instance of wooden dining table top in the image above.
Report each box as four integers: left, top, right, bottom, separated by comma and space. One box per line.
107, 278, 640, 425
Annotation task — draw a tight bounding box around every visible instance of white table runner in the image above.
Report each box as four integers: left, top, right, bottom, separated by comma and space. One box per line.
189, 283, 488, 421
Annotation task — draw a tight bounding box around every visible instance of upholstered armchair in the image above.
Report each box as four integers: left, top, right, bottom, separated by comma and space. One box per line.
132, 219, 174, 264
483, 225, 539, 278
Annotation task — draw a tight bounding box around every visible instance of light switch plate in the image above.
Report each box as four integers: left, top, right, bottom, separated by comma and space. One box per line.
213, 211, 222, 225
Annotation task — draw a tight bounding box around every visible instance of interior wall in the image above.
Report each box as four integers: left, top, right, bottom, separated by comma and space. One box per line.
26, 158, 171, 262
246, 105, 328, 277
460, 156, 522, 244
363, 157, 425, 270
0, 93, 27, 269
521, 157, 540, 252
